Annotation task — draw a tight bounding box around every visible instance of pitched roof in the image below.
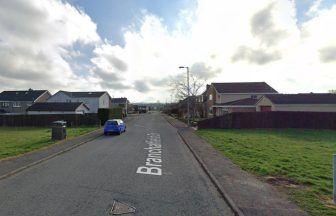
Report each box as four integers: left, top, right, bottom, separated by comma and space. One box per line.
27, 102, 89, 111
265, 94, 336, 104
0, 90, 48, 102
216, 98, 260, 106
111, 97, 128, 104
212, 82, 277, 93
60, 91, 107, 98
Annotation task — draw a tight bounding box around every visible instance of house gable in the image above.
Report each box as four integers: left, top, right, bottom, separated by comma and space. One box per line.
47, 91, 112, 113
47, 91, 72, 102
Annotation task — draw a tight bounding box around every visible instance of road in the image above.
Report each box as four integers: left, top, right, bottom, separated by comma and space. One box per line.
0, 113, 233, 216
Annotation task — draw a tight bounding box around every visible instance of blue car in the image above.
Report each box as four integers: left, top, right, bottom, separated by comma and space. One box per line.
104, 119, 126, 135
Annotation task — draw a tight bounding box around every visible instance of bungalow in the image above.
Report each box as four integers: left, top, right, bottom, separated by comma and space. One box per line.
27, 102, 90, 114
47, 91, 111, 113
0, 89, 51, 114
203, 82, 278, 117
256, 93, 336, 112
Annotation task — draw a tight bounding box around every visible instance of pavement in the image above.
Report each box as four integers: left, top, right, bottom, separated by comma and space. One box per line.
0, 112, 234, 216
165, 115, 308, 216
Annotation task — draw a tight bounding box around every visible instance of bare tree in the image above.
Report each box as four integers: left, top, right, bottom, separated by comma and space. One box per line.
170, 73, 204, 100
329, 89, 336, 94
169, 73, 206, 119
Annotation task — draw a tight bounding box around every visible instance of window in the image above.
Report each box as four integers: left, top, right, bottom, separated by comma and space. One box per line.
106, 120, 118, 126
12, 102, 21, 107
209, 94, 213, 101
0, 102, 9, 108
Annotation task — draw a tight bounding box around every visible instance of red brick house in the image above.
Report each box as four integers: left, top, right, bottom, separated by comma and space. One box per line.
202, 82, 278, 117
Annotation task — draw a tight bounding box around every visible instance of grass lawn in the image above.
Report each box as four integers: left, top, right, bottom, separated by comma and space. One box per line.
196, 129, 336, 216
0, 126, 99, 159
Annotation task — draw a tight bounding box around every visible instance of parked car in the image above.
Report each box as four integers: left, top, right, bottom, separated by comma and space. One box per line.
104, 119, 126, 135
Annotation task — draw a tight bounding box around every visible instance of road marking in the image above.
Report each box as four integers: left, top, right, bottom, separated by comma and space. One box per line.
136, 133, 162, 176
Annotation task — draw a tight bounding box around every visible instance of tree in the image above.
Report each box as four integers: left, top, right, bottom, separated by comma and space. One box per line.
169, 72, 206, 119
329, 90, 336, 94
169, 73, 204, 101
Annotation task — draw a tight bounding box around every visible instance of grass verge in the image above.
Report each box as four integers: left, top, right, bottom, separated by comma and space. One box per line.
196, 129, 336, 216
0, 126, 99, 159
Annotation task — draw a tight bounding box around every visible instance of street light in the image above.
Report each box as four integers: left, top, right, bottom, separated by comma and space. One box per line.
179, 66, 190, 126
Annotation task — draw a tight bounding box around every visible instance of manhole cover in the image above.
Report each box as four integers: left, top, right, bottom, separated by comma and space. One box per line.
110, 200, 136, 215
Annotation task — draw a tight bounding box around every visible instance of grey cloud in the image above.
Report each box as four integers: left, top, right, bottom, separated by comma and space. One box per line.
251, 3, 287, 47
107, 55, 128, 71
319, 46, 336, 63
0, 45, 57, 81
134, 80, 151, 93
0, 1, 49, 42
232, 46, 281, 65
190, 62, 222, 80
149, 77, 170, 87
210, 54, 217, 59
93, 67, 132, 90
0, 0, 101, 92
101, 81, 131, 90
93, 67, 120, 81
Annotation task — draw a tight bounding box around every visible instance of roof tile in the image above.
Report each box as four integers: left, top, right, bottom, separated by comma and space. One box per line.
212, 82, 277, 93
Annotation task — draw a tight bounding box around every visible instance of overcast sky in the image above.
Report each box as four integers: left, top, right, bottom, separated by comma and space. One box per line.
0, 0, 335, 102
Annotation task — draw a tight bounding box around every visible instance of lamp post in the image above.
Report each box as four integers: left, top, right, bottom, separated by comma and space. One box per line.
179, 66, 190, 126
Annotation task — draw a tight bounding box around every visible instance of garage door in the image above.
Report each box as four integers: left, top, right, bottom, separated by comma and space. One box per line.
260, 106, 272, 112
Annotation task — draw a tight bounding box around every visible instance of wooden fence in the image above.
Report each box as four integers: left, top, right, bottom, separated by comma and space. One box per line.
198, 112, 336, 130
0, 114, 100, 127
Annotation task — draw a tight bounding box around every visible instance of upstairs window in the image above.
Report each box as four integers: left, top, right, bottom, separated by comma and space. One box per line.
13, 102, 21, 107
0, 102, 9, 108
209, 94, 213, 101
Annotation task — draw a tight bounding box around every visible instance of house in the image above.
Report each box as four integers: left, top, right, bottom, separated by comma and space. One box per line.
203, 82, 278, 117
256, 93, 336, 112
111, 97, 129, 115
27, 102, 90, 114
0, 89, 51, 114
134, 105, 149, 113
47, 91, 111, 113
178, 95, 204, 118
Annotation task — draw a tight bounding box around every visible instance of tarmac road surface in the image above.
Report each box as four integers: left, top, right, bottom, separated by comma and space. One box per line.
0, 112, 233, 216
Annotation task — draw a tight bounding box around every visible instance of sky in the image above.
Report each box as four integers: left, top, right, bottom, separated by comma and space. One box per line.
0, 0, 335, 102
